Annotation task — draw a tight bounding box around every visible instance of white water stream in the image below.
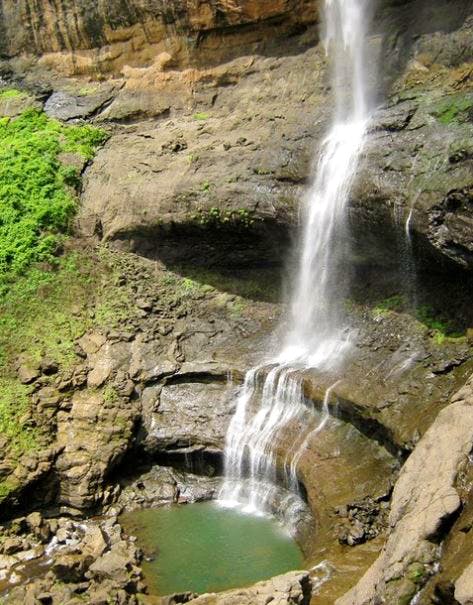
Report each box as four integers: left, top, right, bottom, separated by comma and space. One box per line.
219, 0, 374, 520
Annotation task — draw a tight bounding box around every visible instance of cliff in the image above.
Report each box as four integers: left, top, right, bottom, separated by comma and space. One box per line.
0, 1, 472, 605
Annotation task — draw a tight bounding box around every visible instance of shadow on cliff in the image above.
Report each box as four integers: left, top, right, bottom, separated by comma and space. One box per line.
374, 0, 473, 94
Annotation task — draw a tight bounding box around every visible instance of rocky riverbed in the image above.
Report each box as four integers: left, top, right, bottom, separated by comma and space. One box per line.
0, 0, 472, 604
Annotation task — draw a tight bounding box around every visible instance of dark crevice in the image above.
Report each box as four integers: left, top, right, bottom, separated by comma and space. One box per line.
427, 501, 464, 545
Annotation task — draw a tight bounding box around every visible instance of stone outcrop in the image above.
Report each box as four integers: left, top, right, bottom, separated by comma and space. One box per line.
336, 376, 473, 605
185, 570, 312, 605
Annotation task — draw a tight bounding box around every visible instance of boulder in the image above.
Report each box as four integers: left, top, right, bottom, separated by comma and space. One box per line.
186, 570, 312, 604
336, 376, 473, 605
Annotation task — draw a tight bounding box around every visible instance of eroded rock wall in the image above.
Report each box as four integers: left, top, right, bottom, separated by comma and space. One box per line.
0, 0, 318, 76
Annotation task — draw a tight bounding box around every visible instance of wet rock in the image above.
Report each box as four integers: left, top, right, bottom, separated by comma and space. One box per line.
116, 464, 220, 511
141, 380, 236, 455
161, 593, 198, 605
335, 496, 389, 546
2, 536, 23, 555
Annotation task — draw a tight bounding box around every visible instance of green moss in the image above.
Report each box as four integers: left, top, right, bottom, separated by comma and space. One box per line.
193, 112, 210, 121
0, 379, 37, 455
407, 563, 427, 585
0, 109, 107, 292
103, 385, 120, 404
415, 304, 463, 342
373, 294, 407, 318
0, 89, 27, 100
0, 477, 20, 502
0, 254, 96, 370
432, 95, 473, 124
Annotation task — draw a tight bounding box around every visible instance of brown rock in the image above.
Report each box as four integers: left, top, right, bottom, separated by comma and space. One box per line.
17, 364, 40, 385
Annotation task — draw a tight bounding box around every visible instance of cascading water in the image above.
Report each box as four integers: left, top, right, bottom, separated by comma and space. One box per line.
219, 0, 374, 520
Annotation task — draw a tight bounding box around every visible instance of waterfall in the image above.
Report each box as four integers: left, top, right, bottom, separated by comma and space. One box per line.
219, 0, 374, 520
281, 0, 371, 367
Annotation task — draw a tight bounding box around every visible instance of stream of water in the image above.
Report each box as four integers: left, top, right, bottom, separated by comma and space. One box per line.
219, 0, 374, 520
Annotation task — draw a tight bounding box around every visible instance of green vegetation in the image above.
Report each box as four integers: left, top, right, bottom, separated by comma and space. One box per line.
415, 304, 463, 344
408, 563, 427, 585
0, 477, 19, 502
191, 207, 259, 228
200, 181, 213, 192
432, 95, 473, 124
0, 254, 95, 370
372, 294, 464, 344
0, 109, 107, 293
372, 294, 406, 319
0, 379, 36, 455
193, 112, 210, 121
171, 266, 280, 303
0, 89, 27, 100
103, 384, 120, 405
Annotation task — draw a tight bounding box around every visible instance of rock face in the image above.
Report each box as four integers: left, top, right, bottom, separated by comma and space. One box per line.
0, 0, 318, 76
336, 377, 473, 605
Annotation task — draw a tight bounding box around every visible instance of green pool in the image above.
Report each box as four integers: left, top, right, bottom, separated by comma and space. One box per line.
121, 501, 304, 596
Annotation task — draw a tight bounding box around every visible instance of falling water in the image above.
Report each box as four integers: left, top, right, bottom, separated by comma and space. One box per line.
219, 0, 374, 520
281, 0, 372, 366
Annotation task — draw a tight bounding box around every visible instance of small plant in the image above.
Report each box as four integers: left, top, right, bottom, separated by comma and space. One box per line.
193, 112, 210, 121
103, 385, 120, 404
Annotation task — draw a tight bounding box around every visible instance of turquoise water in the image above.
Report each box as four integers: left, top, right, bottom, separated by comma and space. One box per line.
121, 502, 304, 595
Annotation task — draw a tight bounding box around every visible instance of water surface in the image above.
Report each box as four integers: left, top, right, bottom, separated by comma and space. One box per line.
121, 502, 304, 595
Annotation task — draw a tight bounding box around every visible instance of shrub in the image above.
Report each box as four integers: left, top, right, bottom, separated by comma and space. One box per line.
0, 109, 107, 293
